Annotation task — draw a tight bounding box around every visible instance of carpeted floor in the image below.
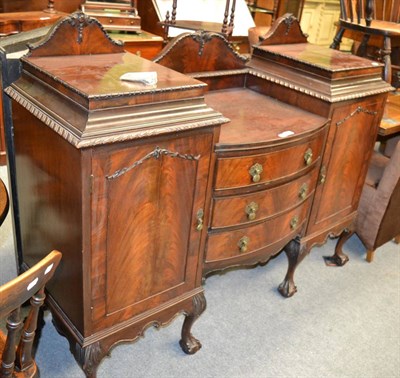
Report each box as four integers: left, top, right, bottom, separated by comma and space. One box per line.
1, 167, 399, 378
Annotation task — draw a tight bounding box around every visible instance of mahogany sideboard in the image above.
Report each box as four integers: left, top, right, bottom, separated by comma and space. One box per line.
154, 14, 392, 296
6, 12, 392, 377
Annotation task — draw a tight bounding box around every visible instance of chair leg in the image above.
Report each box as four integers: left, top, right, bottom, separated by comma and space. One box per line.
382, 36, 392, 84
357, 34, 370, 57
366, 249, 375, 263
394, 234, 400, 244
330, 27, 345, 50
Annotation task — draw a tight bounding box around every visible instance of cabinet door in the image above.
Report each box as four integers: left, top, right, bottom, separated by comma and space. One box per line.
89, 132, 213, 332
306, 97, 385, 235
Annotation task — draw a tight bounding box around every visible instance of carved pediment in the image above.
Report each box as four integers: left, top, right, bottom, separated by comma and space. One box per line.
27, 11, 124, 57
153, 31, 248, 73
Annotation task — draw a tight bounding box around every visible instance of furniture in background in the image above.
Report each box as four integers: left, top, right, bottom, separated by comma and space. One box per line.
80, 0, 141, 32
0, 0, 66, 38
6, 13, 391, 376
109, 30, 163, 59
247, 0, 305, 24
0, 177, 8, 226
330, 0, 400, 86
138, 0, 255, 53
0, 0, 81, 13
246, 0, 279, 26
159, 0, 238, 39
0, 250, 61, 377
1, 26, 54, 268
378, 91, 400, 141
300, 0, 342, 46
354, 138, 400, 262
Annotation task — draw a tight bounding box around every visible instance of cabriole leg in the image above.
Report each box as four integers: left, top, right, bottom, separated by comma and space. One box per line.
179, 292, 206, 355
278, 239, 301, 298
325, 229, 353, 266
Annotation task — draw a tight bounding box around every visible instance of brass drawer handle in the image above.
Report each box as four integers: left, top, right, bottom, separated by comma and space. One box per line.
290, 216, 299, 230
196, 209, 204, 231
245, 202, 259, 221
304, 148, 313, 166
249, 163, 263, 183
238, 236, 250, 253
298, 183, 308, 200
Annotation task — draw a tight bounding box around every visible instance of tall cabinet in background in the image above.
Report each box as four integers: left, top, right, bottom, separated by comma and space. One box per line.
300, 0, 340, 46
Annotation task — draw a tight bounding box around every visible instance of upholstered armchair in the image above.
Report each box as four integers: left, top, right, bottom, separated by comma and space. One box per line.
355, 137, 400, 262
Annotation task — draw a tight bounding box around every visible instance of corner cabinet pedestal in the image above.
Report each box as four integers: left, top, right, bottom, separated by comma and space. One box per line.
247, 15, 392, 296
6, 13, 225, 377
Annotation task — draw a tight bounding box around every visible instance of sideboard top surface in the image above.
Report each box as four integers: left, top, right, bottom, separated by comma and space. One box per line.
23, 52, 206, 108
205, 87, 327, 149
255, 43, 383, 75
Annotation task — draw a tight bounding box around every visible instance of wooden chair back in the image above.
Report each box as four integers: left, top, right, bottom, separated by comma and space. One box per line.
339, 0, 400, 24
0, 251, 61, 377
332, 0, 400, 85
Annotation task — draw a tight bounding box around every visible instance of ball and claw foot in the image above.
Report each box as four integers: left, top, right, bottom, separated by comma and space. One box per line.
327, 253, 349, 266
278, 278, 297, 298
324, 229, 353, 266
179, 292, 206, 355
179, 335, 202, 355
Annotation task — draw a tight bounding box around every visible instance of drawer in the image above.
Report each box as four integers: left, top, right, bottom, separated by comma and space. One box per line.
95, 16, 141, 29
211, 167, 319, 229
214, 129, 325, 190
206, 198, 311, 263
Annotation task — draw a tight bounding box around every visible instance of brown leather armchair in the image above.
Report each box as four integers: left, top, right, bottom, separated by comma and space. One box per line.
355, 137, 400, 262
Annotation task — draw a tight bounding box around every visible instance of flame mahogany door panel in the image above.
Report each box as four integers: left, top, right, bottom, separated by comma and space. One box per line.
89, 132, 214, 332
306, 97, 385, 235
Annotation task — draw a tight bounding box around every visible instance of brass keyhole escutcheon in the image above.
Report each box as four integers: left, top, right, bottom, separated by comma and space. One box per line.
290, 216, 299, 230
249, 163, 263, 183
245, 202, 259, 221
238, 236, 250, 253
304, 148, 313, 166
298, 183, 308, 200
319, 165, 327, 184
196, 209, 204, 231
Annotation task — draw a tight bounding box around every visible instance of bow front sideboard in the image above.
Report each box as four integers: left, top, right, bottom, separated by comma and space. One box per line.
6, 12, 391, 377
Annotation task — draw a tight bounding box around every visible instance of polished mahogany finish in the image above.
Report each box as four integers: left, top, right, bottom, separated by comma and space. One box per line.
155, 15, 391, 296
251, 14, 391, 293
154, 30, 327, 277
0, 0, 81, 13
8, 12, 392, 377
110, 30, 163, 59
7, 12, 225, 378
0, 11, 64, 37
80, 0, 141, 33
0, 0, 71, 38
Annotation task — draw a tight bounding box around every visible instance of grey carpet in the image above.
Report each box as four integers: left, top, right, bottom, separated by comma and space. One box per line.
0, 167, 399, 378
